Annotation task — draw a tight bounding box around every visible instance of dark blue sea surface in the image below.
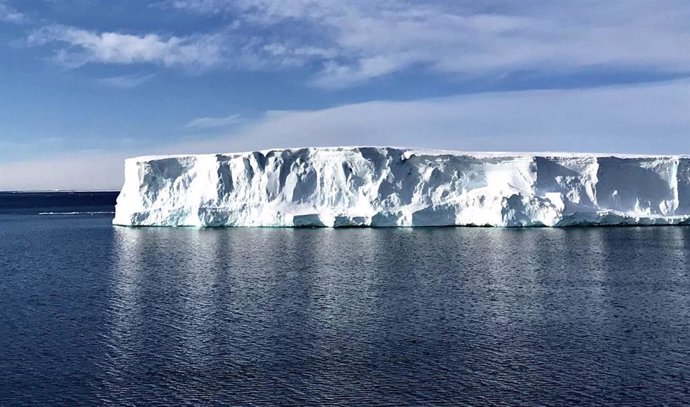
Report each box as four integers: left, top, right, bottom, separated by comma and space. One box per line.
0, 191, 118, 215
1, 193, 690, 405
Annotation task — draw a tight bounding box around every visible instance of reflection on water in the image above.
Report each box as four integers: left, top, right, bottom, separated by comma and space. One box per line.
1, 216, 690, 405
102, 226, 144, 398
102, 226, 690, 405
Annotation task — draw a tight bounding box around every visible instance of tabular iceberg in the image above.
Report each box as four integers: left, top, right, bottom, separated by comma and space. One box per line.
113, 147, 690, 227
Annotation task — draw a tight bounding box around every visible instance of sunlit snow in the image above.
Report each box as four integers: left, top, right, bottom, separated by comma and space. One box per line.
113, 147, 690, 227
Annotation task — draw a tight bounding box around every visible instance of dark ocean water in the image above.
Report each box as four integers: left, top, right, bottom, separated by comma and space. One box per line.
1, 193, 690, 405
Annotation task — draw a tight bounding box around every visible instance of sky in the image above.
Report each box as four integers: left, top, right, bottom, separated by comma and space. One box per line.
0, 0, 689, 190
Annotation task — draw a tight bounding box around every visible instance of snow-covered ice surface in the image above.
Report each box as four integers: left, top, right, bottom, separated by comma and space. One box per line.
113, 147, 690, 227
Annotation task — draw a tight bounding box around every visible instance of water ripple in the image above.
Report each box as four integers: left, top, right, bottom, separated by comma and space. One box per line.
1, 218, 690, 405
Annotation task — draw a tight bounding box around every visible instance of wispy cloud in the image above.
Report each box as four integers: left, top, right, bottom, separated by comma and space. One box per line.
98, 73, 155, 89
23, 1, 690, 87
186, 113, 244, 129
165, 0, 690, 87
0, 0, 23, 23
27, 25, 227, 69
199, 79, 690, 153
2, 78, 688, 190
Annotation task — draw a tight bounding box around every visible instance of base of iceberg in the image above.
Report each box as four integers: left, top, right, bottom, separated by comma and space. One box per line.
113, 147, 690, 227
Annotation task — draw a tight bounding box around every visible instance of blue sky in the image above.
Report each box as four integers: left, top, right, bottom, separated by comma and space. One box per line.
0, 0, 689, 189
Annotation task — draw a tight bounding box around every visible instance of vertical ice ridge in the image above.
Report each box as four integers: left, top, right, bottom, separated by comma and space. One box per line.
671, 157, 680, 215
113, 147, 690, 227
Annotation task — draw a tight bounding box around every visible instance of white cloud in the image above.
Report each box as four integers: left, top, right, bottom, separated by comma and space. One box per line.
196, 79, 690, 154
186, 114, 245, 129
24, 1, 690, 86
166, 0, 690, 87
1, 79, 688, 190
28, 25, 227, 69
26, 23, 330, 72
0, 0, 23, 22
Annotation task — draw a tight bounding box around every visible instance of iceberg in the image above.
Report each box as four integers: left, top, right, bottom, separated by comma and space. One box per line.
113, 147, 690, 227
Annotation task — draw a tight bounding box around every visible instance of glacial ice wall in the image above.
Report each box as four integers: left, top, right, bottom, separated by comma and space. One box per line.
113, 147, 690, 227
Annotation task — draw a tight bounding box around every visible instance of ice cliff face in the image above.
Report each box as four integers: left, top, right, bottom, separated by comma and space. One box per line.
113, 147, 690, 227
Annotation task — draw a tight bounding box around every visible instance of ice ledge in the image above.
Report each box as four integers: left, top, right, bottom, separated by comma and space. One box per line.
113, 146, 690, 227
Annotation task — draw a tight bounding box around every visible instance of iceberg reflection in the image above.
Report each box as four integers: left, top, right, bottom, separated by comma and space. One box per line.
98, 226, 690, 404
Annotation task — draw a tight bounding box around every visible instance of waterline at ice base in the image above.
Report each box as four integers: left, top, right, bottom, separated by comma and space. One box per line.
113, 147, 690, 228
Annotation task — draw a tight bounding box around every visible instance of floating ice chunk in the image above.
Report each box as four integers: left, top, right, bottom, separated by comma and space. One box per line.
113, 147, 690, 227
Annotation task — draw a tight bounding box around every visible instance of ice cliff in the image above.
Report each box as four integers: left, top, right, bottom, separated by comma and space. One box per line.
113, 147, 690, 227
